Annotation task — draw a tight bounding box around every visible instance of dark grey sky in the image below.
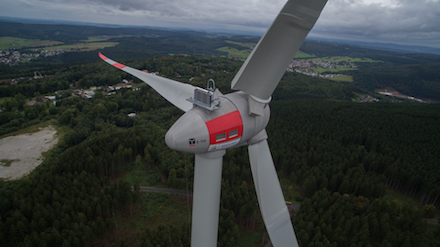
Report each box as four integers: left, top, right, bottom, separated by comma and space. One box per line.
2, 0, 439, 48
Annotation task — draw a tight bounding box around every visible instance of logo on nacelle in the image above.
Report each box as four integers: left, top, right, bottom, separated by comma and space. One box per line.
189, 138, 196, 146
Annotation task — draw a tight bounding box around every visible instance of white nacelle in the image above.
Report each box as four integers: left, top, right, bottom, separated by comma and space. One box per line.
165, 91, 270, 154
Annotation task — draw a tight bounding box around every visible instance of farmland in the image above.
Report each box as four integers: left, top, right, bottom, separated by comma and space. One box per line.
0, 36, 119, 51
0, 37, 63, 50
46, 41, 119, 51
0, 36, 119, 65
307, 56, 383, 63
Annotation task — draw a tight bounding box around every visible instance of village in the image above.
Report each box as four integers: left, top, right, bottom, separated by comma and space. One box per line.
287, 59, 357, 78
0, 48, 68, 66
25, 78, 140, 107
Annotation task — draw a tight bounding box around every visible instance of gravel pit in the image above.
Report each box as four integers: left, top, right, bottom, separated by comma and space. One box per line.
0, 126, 58, 180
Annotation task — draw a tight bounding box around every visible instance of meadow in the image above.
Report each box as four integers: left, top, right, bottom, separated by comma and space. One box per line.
0, 37, 63, 50
0, 36, 119, 51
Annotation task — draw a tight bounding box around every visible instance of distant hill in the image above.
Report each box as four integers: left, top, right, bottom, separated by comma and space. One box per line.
1, 18, 440, 102
308, 37, 440, 56
300, 40, 440, 65
0, 19, 212, 45
3, 15, 440, 56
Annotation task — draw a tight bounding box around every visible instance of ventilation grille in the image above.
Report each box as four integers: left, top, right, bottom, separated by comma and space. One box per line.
194, 89, 212, 107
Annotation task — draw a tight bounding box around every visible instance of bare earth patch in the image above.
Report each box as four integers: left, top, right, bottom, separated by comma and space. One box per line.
0, 126, 58, 180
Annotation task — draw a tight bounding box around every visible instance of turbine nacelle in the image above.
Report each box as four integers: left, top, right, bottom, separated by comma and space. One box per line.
165, 90, 270, 154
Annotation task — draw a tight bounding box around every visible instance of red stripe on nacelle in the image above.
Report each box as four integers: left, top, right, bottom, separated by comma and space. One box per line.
205, 111, 243, 145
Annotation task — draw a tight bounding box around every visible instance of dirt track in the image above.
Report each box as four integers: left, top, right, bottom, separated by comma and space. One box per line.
0, 126, 58, 180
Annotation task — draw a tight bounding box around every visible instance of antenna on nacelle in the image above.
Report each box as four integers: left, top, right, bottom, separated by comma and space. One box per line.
207, 78, 215, 92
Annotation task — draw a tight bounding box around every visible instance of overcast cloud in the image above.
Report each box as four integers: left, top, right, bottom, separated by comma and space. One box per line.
1, 0, 439, 48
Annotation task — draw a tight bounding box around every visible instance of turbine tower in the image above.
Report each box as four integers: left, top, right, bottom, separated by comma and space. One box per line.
99, 0, 328, 246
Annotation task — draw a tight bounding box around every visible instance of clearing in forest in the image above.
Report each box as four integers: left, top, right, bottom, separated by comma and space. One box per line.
0, 126, 58, 180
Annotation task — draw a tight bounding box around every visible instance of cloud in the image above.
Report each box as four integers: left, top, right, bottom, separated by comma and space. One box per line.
314, 0, 440, 46
2, 0, 439, 48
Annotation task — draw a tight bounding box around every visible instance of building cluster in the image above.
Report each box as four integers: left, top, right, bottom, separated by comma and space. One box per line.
287, 68, 346, 79
378, 90, 428, 103
356, 94, 380, 103
25, 79, 138, 107
287, 59, 356, 79
71, 79, 134, 99
0, 49, 67, 66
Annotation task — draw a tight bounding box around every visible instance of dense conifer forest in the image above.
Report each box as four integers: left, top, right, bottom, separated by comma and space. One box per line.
1, 22, 440, 246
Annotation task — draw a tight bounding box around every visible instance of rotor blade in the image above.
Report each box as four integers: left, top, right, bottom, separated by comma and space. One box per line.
99, 52, 196, 112
231, 0, 328, 101
248, 139, 298, 247
191, 152, 224, 247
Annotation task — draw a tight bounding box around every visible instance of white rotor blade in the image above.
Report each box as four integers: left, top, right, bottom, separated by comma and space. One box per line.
248, 139, 298, 247
99, 52, 196, 112
231, 0, 328, 101
191, 153, 224, 247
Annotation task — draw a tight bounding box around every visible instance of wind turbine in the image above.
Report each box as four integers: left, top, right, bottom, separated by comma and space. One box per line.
99, 0, 327, 246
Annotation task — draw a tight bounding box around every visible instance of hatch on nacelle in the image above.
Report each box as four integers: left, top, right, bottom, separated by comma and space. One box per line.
187, 79, 220, 111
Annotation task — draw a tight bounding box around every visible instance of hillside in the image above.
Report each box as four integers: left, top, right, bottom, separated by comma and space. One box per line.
2, 20, 440, 102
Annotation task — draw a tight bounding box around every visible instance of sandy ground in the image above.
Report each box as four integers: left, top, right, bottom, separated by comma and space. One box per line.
0, 126, 58, 180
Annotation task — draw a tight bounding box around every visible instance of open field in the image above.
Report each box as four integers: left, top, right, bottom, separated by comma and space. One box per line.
47, 41, 119, 51
307, 56, 383, 63
83, 36, 114, 42
0, 37, 63, 50
219, 41, 315, 61
294, 51, 314, 58
217, 40, 256, 60
313, 67, 358, 73
0, 126, 58, 180
225, 40, 255, 49
0, 36, 119, 51
0, 97, 12, 104
217, 46, 251, 60
330, 75, 353, 82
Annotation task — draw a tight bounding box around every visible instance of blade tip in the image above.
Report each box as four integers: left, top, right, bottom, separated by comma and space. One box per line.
98, 52, 109, 61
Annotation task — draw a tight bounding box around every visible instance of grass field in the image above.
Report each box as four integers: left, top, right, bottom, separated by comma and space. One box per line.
294, 51, 314, 59
217, 40, 256, 60
83, 36, 113, 42
225, 40, 255, 49
308, 56, 382, 63
217, 46, 251, 61
47, 42, 119, 51
0, 97, 12, 104
83, 35, 133, 42
219, 41, 315, 61
313, 67, 358, 73
0, 37, 63, 50
330, 75, 354, 82
0, 36, 119, 51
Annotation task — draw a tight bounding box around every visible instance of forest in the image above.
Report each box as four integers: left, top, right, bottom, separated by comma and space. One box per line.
1, 22, 440, 246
